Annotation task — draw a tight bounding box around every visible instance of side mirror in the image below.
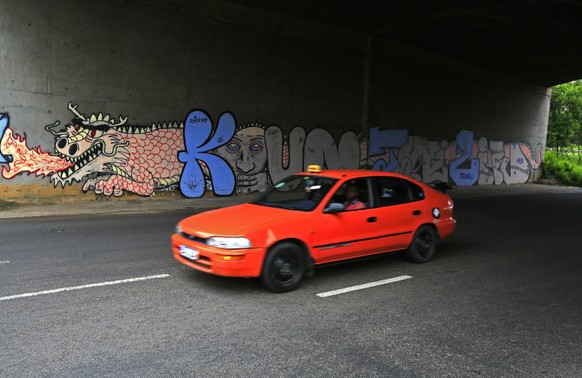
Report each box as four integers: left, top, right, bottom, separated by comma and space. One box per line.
324, 202, 345, 214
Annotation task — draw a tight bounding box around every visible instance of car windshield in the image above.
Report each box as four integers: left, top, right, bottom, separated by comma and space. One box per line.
252, 175, 338, 211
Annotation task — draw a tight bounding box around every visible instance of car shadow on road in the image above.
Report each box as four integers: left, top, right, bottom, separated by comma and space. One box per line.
178, 266, 265, 294
309, 251, 408, 280
173, 242, 472, 295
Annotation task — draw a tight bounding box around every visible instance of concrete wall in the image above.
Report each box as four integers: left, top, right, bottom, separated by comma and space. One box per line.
365, 39, 549, 185
369, 39, 550, 146
0, 0, 550, 201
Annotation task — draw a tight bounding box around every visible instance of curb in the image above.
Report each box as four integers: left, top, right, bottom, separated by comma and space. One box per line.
0, 195, 254, 219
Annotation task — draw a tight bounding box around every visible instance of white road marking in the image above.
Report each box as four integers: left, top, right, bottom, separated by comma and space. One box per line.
316, 275, 413, 298
0, 261, 10, 264
0, 274, 170, 302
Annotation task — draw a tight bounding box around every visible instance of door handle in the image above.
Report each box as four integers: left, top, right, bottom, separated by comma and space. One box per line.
412, 210, 421, 216
367, 216, 377, 223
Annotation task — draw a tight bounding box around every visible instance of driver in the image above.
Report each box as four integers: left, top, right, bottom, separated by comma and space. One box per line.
344, 185, 366, 210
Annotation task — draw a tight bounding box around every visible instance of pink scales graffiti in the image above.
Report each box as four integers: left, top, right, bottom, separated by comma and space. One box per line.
47, 103, 185, 196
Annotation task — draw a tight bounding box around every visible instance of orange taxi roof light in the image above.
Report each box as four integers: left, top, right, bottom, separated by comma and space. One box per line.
307, 165, 322, 173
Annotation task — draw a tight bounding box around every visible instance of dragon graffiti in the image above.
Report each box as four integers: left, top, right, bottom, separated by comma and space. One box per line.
0, 103, 544, 199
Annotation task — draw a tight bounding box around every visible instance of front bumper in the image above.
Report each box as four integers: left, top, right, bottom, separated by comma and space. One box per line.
171, 233, 265, 277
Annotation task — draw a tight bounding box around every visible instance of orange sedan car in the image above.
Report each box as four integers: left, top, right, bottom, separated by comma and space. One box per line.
172, 166, 455, 292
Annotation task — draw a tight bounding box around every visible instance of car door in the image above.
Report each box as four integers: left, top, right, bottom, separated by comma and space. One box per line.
310, 178, 385, 264
371, 176, 425, 251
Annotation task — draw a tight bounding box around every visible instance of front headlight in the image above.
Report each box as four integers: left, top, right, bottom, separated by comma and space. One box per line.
207, 237, 252, 249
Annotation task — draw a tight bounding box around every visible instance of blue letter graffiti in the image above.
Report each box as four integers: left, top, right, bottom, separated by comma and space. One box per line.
369, 127, 408, 172
0, 114, 13, 163
178, 110, 236, 198
449, 130, 479, 186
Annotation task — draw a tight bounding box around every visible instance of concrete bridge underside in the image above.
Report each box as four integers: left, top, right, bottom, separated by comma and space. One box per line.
225, 0, 582, 87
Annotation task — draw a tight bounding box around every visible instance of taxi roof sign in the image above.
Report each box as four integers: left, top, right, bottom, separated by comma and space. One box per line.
307, 165, 322, 173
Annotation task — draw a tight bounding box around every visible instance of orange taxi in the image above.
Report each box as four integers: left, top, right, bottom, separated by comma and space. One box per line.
172, 166, 456, 292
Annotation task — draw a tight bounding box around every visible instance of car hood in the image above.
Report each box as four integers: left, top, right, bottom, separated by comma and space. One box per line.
179, 203, 306, 237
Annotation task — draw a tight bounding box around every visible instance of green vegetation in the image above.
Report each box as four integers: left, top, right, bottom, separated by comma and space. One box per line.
544, 80, 582, 186
548, 80, 582, 153
542, 150, 582, 186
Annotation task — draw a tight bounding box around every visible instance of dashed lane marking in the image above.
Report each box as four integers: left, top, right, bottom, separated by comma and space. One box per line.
0, 261, 10, 264
0, 274, 170, 302
316, 275, 413, 298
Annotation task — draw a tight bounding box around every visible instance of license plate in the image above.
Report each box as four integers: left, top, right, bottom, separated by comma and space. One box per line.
179, 245, 199, 260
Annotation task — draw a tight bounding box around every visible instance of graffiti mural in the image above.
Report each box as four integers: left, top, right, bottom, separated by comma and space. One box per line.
214, 124, 269, 194
368, 127, 543, 186
1, 114, 73, 179
47, 103, 186, 196
264, 125, 360, 184
179, 110, 236, 197
395, 137, 449, 184
0, 104, 235, 198
0, 114, 13, 164
0, 102, 545, 200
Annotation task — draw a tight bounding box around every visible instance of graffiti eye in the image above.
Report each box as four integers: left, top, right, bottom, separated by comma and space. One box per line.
249, 141, 264, 153
225, 141, 241, 154
57, 138, 67, 149
69, 143, 79, 156
87, 130, 103, 140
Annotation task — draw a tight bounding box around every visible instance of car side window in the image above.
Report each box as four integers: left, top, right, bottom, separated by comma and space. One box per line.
408, 181, 425, 202
328, 178, 370, 211
372, 177, 423, 207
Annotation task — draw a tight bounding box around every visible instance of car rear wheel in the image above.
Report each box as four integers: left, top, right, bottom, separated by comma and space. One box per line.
261, 242, 305, 293
406, 225, 437, 263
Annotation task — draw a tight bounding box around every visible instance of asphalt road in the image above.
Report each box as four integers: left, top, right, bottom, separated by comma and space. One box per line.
1, 188, 581, 377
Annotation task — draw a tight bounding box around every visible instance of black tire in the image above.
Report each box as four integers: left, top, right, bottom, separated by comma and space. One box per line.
406, 225, 437, 263
261, 242, 306, 293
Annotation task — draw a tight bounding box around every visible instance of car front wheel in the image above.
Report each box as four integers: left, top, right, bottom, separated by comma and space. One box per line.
406, 225, 437, 263
261, 242, 305, 293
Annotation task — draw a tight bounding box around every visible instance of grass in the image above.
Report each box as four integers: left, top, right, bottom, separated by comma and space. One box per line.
542, 150, 582, 186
